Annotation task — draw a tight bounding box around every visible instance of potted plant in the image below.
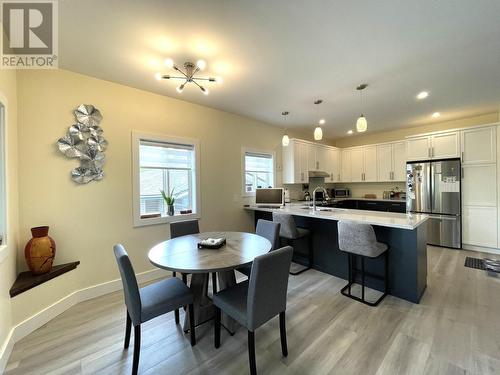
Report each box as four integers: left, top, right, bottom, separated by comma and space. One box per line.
160, 189, 175, 216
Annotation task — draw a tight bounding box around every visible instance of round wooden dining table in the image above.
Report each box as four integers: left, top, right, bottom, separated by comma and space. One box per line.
148, 231, 272, 333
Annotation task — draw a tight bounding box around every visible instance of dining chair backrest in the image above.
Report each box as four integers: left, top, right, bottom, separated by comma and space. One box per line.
338, 221, 379, 256
272, 212, 299, 239
255, 219, 281, 250
170, 219, 200, 238
113, 244, 142, 326
247, 246, 293, 331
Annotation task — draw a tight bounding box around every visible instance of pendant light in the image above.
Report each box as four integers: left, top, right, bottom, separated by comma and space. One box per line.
356, 84, 368, 133
313, 99, 323, 141
281, 111, 290, 146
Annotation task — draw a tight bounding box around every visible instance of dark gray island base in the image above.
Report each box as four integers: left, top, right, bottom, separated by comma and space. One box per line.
251, 210, 428, 304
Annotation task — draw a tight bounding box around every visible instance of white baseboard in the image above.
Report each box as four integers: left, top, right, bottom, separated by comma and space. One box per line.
0, 268, 169, 373
462, 244, 500, 255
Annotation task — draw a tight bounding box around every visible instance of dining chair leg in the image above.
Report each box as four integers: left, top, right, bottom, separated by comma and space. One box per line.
175, 309, 180, 324
132, 325, 141, 375
212, 272, 217, 295
248, 330, 257, 375
188, 304, 196, 346
182, 273, 187, 284
279, 311, 288, 357
124, 311, 131, 349
214, 306, 221, 348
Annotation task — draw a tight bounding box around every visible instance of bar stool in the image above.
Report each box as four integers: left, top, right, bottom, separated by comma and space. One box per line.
337, 221, 389, 306
272, 212, 313, 275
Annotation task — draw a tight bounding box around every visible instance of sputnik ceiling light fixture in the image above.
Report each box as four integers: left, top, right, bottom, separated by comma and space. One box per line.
313, 99, 324, 141
281, 111, 290, 147
356, 83, 368, 133
155, 58, 222, 95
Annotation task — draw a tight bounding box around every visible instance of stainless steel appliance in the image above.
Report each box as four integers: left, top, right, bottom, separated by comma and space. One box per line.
333, 188, 350, 198
406, 159, 461, 249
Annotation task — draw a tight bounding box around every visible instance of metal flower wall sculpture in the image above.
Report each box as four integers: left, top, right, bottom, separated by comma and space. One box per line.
57, 104, 108, 184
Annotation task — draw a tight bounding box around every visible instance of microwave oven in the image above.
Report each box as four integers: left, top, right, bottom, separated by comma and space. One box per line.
333, 188, 350, 198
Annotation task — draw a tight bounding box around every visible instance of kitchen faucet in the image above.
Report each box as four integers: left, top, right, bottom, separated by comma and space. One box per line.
312, 186, 329, 211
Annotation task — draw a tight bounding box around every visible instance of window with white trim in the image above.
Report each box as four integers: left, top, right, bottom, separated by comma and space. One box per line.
243, 150, 275, 195
0, 103, 5, 246
133, 132, 200, 226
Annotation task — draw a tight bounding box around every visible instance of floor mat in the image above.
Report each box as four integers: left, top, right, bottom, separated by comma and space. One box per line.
465, 257, 500, 273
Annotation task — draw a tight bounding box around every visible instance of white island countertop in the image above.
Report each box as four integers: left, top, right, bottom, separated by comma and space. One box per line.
245, 203, 428, 230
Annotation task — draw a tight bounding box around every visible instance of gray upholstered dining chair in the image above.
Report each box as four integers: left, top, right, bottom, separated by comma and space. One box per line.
237, 219, 281, 277
113, 244, 196, 375
213, 246, 293, 375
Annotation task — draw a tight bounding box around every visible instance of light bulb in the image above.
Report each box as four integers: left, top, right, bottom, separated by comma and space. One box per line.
356, 115, 367, 132
154, 72, 162, 81
282, 134, 290, 147
432, 112, 441, 118
164, 58, 174, 68
319, 119, 325, 125
176, 84, 184, 93
416, 91, 429, 100
314, 126, 323, 141
196, 59, 206, 70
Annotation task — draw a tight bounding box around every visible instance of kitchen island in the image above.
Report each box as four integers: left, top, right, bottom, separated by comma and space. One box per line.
245, 204, 429, 303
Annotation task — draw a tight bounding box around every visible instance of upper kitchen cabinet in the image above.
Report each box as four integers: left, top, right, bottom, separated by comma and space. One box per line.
350, 147, 364, 182
282, 139, 308, 184
345, 145, 377, 182
406, 131, 459, 160
461, 126, 496, 164
341, 149, 352, 182
324, 147, 341, 183
377, 141, 406, 181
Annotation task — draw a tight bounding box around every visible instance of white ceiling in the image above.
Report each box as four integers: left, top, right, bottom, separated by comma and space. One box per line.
59, 0, 500, 138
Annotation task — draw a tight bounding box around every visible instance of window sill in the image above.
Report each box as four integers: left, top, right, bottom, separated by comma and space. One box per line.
134, 213, 200, 227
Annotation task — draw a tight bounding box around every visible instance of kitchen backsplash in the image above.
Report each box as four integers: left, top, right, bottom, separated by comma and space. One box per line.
283, 180, 406, 200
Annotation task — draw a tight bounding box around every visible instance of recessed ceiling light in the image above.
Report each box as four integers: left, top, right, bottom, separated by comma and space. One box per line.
431, 112, 441, 118
319, 119, 325, 125
347, 130, 353, 135
416, 91, 429, 100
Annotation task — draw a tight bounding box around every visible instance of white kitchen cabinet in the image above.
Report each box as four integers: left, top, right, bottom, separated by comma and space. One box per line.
316, 146, 330, 172
282, 139, 308, 184
392, 141, 407, 181
324, 147, 341, 183
406, 136, 430, 160
463, 206, 498, 248
364, 145, 378, 181
377, 142, 407, 182
431, 132, 460, 159
350, 148, 364, 182
462, 164, 496, 207
461, 126, 496, 165
341, 149, 352, 182
307, 143, 318, 171
406, 131, 460, 160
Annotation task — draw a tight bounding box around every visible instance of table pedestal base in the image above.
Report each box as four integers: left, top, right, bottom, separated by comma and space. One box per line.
183, 271, 239, 334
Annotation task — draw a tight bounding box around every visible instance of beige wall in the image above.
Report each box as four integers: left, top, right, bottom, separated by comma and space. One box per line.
12, 69, 313, 324
333, 112, 499, 148
0, 69, 19, 361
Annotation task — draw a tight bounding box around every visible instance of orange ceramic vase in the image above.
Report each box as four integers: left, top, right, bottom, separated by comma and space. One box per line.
25, 226, 56, 275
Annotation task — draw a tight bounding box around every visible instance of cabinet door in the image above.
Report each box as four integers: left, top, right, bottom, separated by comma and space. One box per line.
431, 132, 459, 159
462, 164, 496, 207
461, 127, 496, 164
332, 148, 341, 182
307, 144, 317, 171
463, 206, 497, 248
316, 146, 330, 172
406, 136, 430, 161
392, 142, 407, 181
377, 144, 393, 182
341, 149, 352, 182
363, 146, 378, 182
296, 141, 308, 183
350, 148, 364, 182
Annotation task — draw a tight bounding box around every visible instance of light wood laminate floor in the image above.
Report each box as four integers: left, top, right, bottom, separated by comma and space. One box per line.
5, 246, 500, 375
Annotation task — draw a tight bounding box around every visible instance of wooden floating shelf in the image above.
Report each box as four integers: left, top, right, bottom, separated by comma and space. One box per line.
10, 261, 80, 297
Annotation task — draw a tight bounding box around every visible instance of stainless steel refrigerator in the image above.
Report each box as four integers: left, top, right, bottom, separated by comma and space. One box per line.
406, 159, 461, 249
